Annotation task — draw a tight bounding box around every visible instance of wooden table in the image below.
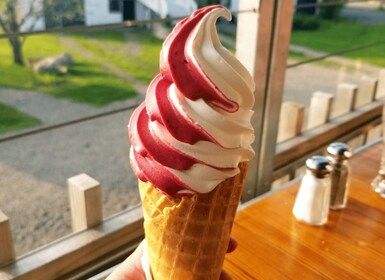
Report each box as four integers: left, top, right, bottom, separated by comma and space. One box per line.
224, 143, 385, 279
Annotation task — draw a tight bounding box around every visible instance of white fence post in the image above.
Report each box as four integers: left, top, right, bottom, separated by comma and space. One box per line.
307, 91, 333, 130
376, 69, 385, 99
331, 83, 358, 118
356, 76, 378, 108
277, 102, 304, 142
0, 210, 15, 266
68, 174, 103, 232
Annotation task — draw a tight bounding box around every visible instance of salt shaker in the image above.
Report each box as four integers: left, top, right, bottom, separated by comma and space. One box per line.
292, 156, 332, 226
327, 143, 352, 210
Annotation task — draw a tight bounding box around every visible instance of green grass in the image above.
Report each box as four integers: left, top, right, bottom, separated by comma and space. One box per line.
288, 50, 309, 60
39, 61, 136, 106
0, 34, 136, 106
291, 20, 385, 67
73, 30, 126, 42
73, 29, 162, 83
0, 102, 40, 134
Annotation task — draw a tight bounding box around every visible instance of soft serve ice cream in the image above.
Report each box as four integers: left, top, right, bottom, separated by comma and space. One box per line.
129, 5, 255, 197
129, 5, 255, 279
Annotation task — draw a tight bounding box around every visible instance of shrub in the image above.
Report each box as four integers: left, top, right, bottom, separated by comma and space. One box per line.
293, 15, 321, 31
319, 0, 344, 20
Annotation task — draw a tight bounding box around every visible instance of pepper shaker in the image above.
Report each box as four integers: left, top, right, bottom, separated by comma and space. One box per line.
293, 156, 332, 226
327, 143, 352, 210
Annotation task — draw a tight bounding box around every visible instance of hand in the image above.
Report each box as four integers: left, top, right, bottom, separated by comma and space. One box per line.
220, 237, 238, 280
106, 241, 146, 280
107, 238, 238, 280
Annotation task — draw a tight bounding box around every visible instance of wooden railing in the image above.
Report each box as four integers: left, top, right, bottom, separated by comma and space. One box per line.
273, 69, 385, 187
0, 175, 144, 279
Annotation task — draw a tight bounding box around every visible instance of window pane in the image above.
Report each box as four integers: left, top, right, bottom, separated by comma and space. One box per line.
109, 0, 120, 12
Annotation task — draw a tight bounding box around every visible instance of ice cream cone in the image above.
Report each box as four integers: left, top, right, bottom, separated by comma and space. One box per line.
139, 162, 248, 280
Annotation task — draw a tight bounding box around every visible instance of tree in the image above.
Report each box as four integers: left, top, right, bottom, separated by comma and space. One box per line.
319, 0, 344, 20
0, 0, 84, 66
0, 0, 43, 65
44, 0, 85, 29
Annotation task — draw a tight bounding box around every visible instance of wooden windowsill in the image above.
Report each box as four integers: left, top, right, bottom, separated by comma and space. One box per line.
0, 205, 144, 280
224, 142, 385, 278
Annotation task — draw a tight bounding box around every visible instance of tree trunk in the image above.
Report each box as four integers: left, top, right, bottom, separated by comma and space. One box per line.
9, 37, 24, 66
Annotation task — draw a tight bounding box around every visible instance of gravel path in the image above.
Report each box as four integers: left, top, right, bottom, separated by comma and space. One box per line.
342, 2, 385, 25
284, 57, 382, 107
0, 87, 143, 129
0, 109, 141, 255
341, 7, 385, 25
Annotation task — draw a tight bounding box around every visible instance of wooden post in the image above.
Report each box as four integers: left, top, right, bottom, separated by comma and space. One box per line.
236, 0, 294, 199
366, 81, 385, 143
366, 125, 382, 144
68, 174, 103, 232
376, 69, 385, 99
0, 210, 15, 265
277, 101, 304, 142
236, 0, 273, 200
307, 91, 333, 130
295, 165, 306, 178
331, 83, 358, 118
355, 76, 378, 108
348, 135, 366, 151
271, 174, 290, 190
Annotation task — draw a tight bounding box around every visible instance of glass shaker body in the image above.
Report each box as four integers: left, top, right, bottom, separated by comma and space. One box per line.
329, 161, 350, 209
293, 171, 331, 225
327, 143, 352, 210
371, 170, 385, 194
292, 156, 332, 226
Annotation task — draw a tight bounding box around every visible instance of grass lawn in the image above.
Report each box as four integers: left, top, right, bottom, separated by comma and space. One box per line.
291, 19, 385, 67
72, 29, 163, 83
0, 102, 40, 134
288, 49, 344, 69
0, 34, 136, 106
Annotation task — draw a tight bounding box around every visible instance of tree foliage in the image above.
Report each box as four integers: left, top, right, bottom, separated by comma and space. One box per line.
44, 0, 85, 28
0, 0, 84, 66
319, 0, 344, 20
0, 0, 44, 65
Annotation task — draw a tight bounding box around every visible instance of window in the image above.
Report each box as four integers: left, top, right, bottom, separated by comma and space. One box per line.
109, 0, 120, 12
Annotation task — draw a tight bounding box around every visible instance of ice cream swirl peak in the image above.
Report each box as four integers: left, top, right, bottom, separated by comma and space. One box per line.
129, 5, 255, 197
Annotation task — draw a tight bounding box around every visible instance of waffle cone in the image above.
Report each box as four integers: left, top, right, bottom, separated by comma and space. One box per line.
139, 162, 248, 280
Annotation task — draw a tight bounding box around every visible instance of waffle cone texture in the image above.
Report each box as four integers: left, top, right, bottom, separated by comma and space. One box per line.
139, 162, 249, 280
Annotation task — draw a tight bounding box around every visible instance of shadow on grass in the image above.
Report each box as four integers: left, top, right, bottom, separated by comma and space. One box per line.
33, 62, 113, 86
0, 102, 41, 134
67, 62, 107, 78
52, 83, 137, 106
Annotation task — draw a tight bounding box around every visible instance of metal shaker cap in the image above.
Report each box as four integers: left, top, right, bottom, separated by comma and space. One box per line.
327, 142, 352, 161
306, 156, 332, 178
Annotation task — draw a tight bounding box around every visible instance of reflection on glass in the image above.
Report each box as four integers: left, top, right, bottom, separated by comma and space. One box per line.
371, 104, 385, 198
